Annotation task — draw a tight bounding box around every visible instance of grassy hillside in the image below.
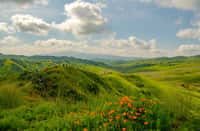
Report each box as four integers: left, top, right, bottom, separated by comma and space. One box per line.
0, 55, 199, 130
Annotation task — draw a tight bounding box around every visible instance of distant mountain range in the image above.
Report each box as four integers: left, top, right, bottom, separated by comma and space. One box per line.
48, 51, 141, 61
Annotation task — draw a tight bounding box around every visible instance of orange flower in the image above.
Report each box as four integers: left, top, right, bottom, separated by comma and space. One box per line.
122, 128, 126, 131
100, 111, 105, 116
142, 98, 147, 101
108, 110, 115, 115
139, 108, 144, 112
128, 115, 137, 119
74, 121, 80, 124
144, 122, 149, 125
108, 119, 113, 122
135, 112, 141, 116
122, 112, 127, 116
107, 102, 112, 105
127, 103, 132, 108
115, 116, 120, 120
132, 116, 137, 119
83, 128, 88, 131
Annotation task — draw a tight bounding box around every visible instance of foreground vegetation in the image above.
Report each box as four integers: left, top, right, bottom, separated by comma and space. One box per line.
0, 54, 200, 130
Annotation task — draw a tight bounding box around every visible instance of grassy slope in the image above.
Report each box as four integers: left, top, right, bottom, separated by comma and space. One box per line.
0, 56, 199, 130
111, 56, 200, 129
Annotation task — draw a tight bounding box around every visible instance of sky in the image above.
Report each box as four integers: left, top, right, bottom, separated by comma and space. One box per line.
0, 0, 200, 57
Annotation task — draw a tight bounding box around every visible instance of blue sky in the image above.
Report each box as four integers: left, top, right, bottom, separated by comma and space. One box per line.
0, 0, 200, 57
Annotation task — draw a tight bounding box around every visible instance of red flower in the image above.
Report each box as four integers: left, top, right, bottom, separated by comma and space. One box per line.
115, 116, 120, 120
108, 110, 115, 115
139, 108, 144, 112
122, 128, 127, 131
108, 119, 113, 122
83, 128, 88, 131
132, 116, 137, 119
127, 103, 132, 108
144, 122, 149, 125
122, 112, 127, 116
135, 113, 141, 116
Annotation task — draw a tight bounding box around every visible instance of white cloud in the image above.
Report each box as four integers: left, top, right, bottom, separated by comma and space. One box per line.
0, 36, 20, 46
0, 22, 15, 33
176, 28, 200, 40
177, 44, 200, 55
54, 0, 107, 36
34, 38, 87, 48
11, 14, 51, 35
0, 38, 88, 55
97, 36, 157, 51
136, 0, 200, 11
176, 20, 200, 40
0, 36, 163, 57
0, 0, 48, 6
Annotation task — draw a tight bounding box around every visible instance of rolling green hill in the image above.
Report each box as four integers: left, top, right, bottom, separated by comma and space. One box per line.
0, 54, 199, 130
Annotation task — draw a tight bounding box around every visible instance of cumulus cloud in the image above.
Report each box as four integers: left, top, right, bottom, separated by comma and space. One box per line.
177, 44, 200, 56
0, 22, 15, 33
0, 36, 20, 46
136, 0, 200, 11
11, 14, 51, 35
176, 28, 200, 40
34, 38, 87, 48
0, 0, 48, 6
0, 36, 163, 57
97, 36, 157, 51
54, 0, 107, 36
176, 20, 200, 40
0, 38, 89, 55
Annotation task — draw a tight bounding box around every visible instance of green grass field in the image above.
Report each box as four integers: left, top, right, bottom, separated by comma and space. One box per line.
0, 55, 200, 130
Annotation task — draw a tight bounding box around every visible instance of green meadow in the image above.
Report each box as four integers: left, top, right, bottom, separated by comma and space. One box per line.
0, 55, 200, 131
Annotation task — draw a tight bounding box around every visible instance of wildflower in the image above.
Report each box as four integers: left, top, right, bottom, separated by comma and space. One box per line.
100, 111, 105, 116
107, 102, 112, 105
132, 116, 137, 119
115, 116, 120, 120
108, 110, 115, 115
127, 103, 132, 108
128, 115, 137, 119
142, 98, 147, 101
108, 119, 113, 122
139, 108, 144, 112
74, 121, 80, 124
122, 128, 127, 131
120, 102, 124, 105
122, 112, 127, 116
135, 112, 141, 116
144, 122, 149, 125
83, 128, 88, 131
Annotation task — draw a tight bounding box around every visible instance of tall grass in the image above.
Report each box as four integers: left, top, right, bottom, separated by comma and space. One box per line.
0, 86, 23, 109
